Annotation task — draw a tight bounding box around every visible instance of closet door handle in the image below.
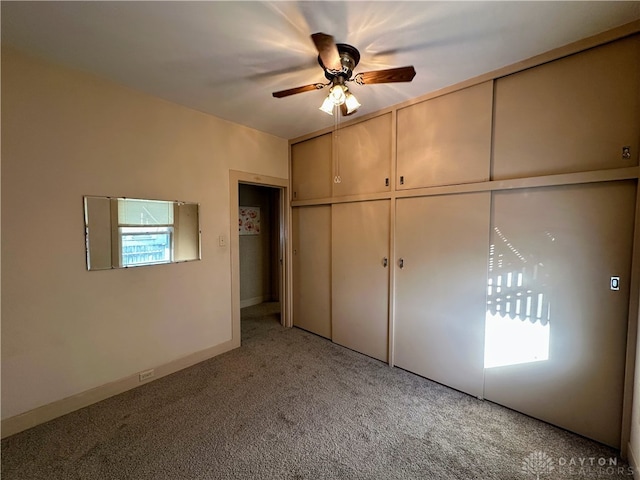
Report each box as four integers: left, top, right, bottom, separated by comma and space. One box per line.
399, 258, 404, 269
383, 257, 388, 267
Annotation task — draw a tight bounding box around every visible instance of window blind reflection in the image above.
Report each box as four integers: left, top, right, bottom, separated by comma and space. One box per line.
485, 226, 551, 369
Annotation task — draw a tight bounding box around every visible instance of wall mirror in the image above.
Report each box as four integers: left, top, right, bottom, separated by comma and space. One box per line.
84, 196, 201, 271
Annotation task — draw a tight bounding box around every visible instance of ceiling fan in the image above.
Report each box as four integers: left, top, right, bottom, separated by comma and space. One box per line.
272, 33, 416, 116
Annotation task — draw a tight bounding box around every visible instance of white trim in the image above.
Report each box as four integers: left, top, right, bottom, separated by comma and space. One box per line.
229, 170, 290, 334
291, 166, 640, 208
1, 338, 237, 439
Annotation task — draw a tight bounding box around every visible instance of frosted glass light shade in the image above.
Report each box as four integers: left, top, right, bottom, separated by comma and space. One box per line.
319, 85, 359, 115
329, 84, 346, 105
344, 92, 361, 114
319, 95, 335, 115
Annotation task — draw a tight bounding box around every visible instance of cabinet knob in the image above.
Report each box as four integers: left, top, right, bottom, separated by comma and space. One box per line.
399, 258, 404, 269
383, 257, 388, 267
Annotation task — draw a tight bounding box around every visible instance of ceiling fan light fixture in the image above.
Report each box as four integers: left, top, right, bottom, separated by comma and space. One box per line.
319, 95, 335, 115
344, 91, 361, 114
328, 84, 347, 106
320, 84, 348, 115
272, 32, 416, 120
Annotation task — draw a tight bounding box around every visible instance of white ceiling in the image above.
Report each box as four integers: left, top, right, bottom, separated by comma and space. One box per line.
2, 1, 640, 140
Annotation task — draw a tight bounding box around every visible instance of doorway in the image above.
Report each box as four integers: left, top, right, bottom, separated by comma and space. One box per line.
229, 171, 290, 347
238, 183, 281, 312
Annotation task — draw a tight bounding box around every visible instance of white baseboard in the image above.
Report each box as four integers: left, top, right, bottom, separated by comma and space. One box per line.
1, 337, 239, 439
240, 295, 267, 308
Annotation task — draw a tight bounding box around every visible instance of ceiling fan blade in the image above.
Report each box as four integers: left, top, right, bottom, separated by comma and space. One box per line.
311, 32, 342, 71
354, 66, 416, 85
272, 83, 325, 98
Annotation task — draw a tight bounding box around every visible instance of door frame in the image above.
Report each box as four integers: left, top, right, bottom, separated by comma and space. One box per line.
229, 170, 291, 343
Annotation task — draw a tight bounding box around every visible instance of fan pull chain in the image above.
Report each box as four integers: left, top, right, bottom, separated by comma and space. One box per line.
333, 104, 341, 184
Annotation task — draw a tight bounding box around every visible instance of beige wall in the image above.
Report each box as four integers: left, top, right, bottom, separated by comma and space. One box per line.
0, 47, 288, 421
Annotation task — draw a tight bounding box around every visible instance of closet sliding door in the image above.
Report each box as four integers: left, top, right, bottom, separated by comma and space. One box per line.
483, 181, 636, 448
394, 193, 490, 397
332, 200, 390, 362
292, 206, 332, 338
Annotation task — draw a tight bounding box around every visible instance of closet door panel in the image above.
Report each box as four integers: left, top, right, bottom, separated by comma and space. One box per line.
394, 193, 490, 396
396, 82, 492, 189
333, 114, 392, 197
483, 181, 636, 448
493, 35, 640, 180
292, 206, 331, 338
332, 200, 390, 362
291, 133, 332, 201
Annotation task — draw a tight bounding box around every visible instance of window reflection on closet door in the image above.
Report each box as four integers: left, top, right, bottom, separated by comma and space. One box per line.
483, 181, 636, 448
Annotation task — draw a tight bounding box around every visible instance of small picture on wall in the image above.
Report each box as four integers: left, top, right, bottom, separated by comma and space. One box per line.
239, 206, 260, 235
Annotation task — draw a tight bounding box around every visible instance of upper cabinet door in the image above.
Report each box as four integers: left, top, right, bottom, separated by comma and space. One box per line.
291, 133, 332, 201
396, 81, 493, 190
333, 113, 392, 197
493, 35, 640, 180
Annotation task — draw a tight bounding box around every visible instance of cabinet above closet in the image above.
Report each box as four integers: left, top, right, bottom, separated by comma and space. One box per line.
333, 113, 392, 197
492, 34, 640, 180
291, 114, 392, 201
291, 133, 332, 201
396, 81, 493, 190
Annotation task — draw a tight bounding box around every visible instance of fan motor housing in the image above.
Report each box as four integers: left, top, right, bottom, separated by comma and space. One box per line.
318, 43, 361, 81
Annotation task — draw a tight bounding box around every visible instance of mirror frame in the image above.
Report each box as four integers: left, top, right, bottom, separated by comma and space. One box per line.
83, 196, 201, 271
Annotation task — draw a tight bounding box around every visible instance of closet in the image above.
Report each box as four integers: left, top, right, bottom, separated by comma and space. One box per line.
290, 30, 640, 448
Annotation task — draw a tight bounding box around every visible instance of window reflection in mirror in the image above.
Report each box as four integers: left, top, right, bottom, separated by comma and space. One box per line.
84, 196, 201, 270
